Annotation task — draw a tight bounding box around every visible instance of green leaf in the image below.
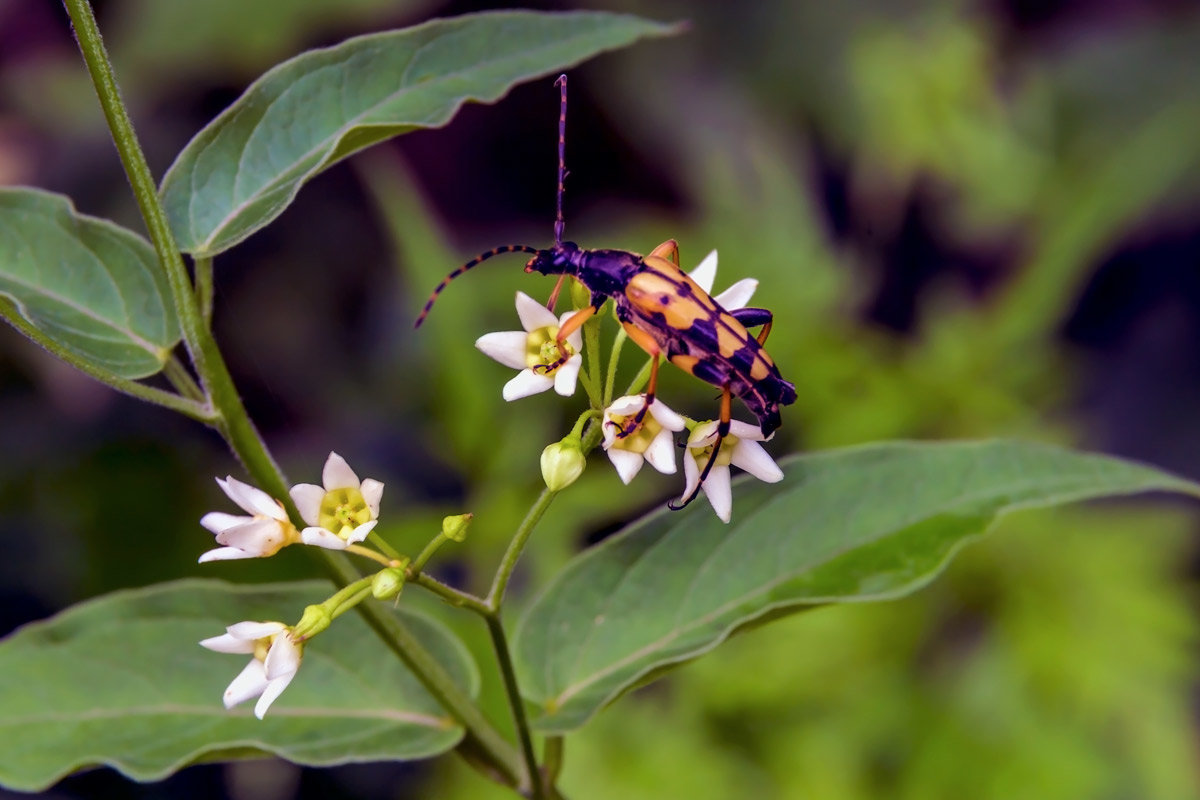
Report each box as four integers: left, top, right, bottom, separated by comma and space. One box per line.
160, 10, 681, 257
513, 439, 1200, 733
0, 579, 478, 791
0, 188, 180, 379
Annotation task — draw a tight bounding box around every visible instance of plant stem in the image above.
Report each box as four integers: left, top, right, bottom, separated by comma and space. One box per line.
603, 327, 628, 406
194, 255, 214, 326
411, 532, 449, 573
66, 1, 524, 788
486, 614, 542, 800
344, 544, 397, 568
412, 573, 492, 616
163, 355, 206, 403
486, 487, 557, 609
580, 312, 603, 408
543, 736, 564, 788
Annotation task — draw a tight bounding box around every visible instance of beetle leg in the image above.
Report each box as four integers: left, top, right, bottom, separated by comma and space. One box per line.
611, 322, 662, 438
729, 307, 774, 345
545, 275, 568, 312
669, 385, 732, 511
649, 239, 680, 265
532, 304, 598, 374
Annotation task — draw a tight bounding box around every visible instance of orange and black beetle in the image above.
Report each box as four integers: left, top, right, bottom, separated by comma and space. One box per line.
415, 76, 796, 509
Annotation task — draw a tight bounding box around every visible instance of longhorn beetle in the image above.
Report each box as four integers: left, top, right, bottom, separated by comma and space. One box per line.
415, 75, 797, 511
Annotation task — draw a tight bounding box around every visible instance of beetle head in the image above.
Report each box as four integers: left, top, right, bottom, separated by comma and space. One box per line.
524, 242, 580, 276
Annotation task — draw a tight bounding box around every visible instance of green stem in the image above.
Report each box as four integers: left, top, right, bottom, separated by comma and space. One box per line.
543, 736, 565, 790
411, 533, 449, 574
412, 573, 492, 616
194, 255, 214, 327
603, 327, 628, 406
0, 301, 213, 421
486, 487, 557, 609
163, 355, 205, 403
66, 1, 523, 787
580, 312, 603, 409
324, 575, 375, 619
344, 544, 396, 569
367, 529, 403, 561
624, 357, 653, 397
486, 614, 543, 800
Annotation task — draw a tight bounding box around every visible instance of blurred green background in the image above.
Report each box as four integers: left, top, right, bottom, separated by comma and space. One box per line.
1, 0, 1199, 798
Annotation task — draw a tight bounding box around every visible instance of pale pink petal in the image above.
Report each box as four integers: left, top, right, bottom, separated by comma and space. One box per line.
607, 448, 644, 484
360, 479, 384, 517
254, 670, 296, 719
301, 527, 348, 550
223, 659, 269, 709
289, 483, 325, 527
322, 452, 359, 491
219, 477, 284, 519
502, 369, 554, 401
515, 291, 558, 332
700, 465, 733, 523
216, 518, 287, 555
200, 633, 256, 654
688, 250, 719, 293
730, 440, 784, 483
344, 519, 378, 546
200, 511, 248, 536
475, 331, 529, 370
227, 621, 287, 640
198, 546, 258, 563
553, 355, 582, 396
643, 430, 678, 475
714, 279, 758, 311
648, 400, 686, 432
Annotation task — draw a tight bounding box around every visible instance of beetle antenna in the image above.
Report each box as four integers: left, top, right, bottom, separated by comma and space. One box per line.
554, 74, 567, 247
415, 245, 539, 328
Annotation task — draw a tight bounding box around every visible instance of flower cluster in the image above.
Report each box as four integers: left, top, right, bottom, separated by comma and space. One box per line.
198, 451, 384, 717
476, 250, 784, 521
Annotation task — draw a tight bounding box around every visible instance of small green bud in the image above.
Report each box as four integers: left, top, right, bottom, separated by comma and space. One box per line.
541, 436, 586, 491
569, 276, 591, 310
371, 567, 407, 600
293, 604, 332, 641
442, 513, 473, 543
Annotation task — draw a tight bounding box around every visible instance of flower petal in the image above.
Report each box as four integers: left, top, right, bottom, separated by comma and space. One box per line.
223, 658, 269, 709
289, 483, 325, 527
264, 635, 301, 680
680, 449, 702, 500
714, 278, 758, 311
254, 670, 296, 719
216, 518, 288, 556
226, 621, 287, 640
515, 291, 559, 332
688, 250, 718, 293
502, 369, 554, 401
301, 527, 348, 550
607, 448, 644, 484
700, 465, 733, 523
200, 511, 248, 536
200, 633, 256, 654
218, 477, 284, 519
606, 395, 644, 416
730, 440, 784, 483
643, 430, 678, 474
198, 546, 257, 563
475, 330, 529, 370
360, 479, 384, 518
344, 519, 378, 546
728, 419, 765, 440
557, 311, 585, 350
322, 452, 360, 491
687, 421, 721, 448
648, 400, 686, 432
553, 355, 582, 396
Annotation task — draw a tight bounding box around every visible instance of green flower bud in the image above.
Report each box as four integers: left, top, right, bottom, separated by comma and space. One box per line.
441, 513, 473, 543
293, 604, 332, 641
569, 276, 591, 310
371, 567, 407, 600
541, 436, 586, 491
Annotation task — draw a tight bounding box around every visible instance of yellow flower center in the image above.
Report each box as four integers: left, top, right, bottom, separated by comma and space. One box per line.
693, 433, 739, 468
318, 487, 372, 539
525, 325, 574, 373
252, 636, 274, 662
609, 414, 662, 455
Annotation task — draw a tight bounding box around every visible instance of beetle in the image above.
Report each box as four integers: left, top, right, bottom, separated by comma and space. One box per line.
415, 75, 796, 510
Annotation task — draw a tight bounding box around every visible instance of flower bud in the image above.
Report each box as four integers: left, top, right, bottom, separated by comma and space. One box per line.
569, 276, 591, 310
371, 567, 407, 600
441, 513, 473, 543
293, 605, 331, 641
541, 436, 586, 491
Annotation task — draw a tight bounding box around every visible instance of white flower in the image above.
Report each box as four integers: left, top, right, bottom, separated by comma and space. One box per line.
602, 395, 687, 484
688, 250, 757, 311
475, 291, 584, 400
199, 476, 298, 562
680, 420, 784, 523
200, 620, 302, 719
289, 452, 384, 550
